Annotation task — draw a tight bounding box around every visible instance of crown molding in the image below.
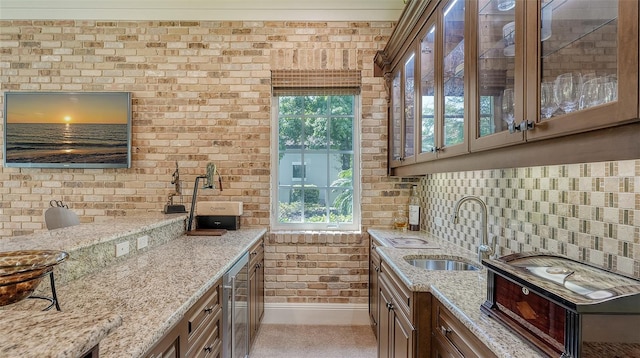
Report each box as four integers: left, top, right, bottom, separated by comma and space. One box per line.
0, 0, 405, 21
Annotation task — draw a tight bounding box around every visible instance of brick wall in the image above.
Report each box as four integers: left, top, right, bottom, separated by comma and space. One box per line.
0, 19, 410, 304
266, 231, 368, 304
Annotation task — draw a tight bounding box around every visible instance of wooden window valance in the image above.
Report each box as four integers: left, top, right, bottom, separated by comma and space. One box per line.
271, 69, 361, 96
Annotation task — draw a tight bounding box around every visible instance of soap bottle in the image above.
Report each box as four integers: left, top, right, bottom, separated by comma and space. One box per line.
408, 185, 420, 231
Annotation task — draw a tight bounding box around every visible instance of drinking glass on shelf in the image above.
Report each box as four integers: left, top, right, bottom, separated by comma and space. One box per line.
603, 76, 617, 103
502, 88, 515, 126
540, 82, 558, 119
554, 72, 582, 113
579, 78, 603, 110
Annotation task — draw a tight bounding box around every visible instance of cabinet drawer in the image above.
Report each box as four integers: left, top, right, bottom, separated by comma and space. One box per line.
187, 281, 221, 344
433, 300, 497, 358
186, 309, 222, 358
380, 261, 412, 318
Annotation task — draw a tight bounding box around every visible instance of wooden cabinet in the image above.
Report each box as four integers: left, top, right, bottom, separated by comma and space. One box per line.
185, 280, 222, 358
80, 346, 99, 358
376, 0, 640, 176
431, 299, 497, 358
472, 0, 639, 149
369, 236, 382, 336
146, 235, 266, 358
146, 278, 222, 358
377, 260, 431, 358
248, 237, 265, 349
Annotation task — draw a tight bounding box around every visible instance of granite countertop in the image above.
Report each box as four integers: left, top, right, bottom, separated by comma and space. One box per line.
368, 229, 543, 358
0, 310, 122, 357
0, 213, 187, 252
1, 222, 267, 358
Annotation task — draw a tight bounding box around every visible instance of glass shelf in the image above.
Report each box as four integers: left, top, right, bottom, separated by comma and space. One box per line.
541, 0, 617, 58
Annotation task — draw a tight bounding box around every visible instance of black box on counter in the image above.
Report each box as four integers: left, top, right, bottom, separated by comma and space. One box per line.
196, 215, 240, 230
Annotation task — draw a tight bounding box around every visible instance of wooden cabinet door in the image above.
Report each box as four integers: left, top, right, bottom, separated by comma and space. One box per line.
469, 0, 526, 152
248, 239, 265, 349
369, 240, 380, 335
431, 334, 463, 358
147, 335, 180, 358
524, 0, 639, 141
256, 255, 264, 326
392, 305, 415, 358
437, 0, 470, 159
378, 280, 393, 358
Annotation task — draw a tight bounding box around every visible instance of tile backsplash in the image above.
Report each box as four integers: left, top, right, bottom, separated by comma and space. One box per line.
419, 160, 639, 279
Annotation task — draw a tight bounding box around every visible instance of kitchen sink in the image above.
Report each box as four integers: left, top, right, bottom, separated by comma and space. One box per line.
404, 256, 479, 271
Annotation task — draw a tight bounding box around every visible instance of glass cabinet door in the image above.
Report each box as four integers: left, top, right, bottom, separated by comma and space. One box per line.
418, 23, 437, 159
403, 53, 416, 161
390, 70, 403, 165
526, 0, 638, 141
470, 0, 525, 151
440, 0, 468, 157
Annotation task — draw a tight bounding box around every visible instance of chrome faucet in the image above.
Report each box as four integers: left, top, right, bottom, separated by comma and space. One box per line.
452, 196, 494, 263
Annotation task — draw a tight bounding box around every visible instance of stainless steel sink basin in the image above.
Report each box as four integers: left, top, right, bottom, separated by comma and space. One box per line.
405, 257, 479, 271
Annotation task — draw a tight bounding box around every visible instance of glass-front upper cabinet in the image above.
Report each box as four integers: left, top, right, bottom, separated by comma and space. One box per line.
404, 53, 416, 161
389, 70, 403, 166
525, 0, 638, 141
389, 51, 417, 167
471, 0, 638, 149
417, 22, 437, 161
439, 0, 469, 158
470, 0, 525, 151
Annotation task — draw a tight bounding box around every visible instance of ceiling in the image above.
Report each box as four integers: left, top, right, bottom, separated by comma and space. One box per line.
0, 0, 406, 21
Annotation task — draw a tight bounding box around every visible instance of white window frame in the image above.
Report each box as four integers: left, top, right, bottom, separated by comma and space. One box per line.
270, 94, 361, 232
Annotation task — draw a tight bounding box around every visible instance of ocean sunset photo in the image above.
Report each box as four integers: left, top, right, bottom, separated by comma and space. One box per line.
4, 92, 131, 168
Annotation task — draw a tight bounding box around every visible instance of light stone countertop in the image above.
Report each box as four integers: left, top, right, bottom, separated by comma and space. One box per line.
368, 229, 543, 358
0, 310, 122, 358
0, 212, 187, 252
1, 214, 266, 358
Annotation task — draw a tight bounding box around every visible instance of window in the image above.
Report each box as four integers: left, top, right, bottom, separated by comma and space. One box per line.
272, 94, 360, 231
291, 162, 306, 181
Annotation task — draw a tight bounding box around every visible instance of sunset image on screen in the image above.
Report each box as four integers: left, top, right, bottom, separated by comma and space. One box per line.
7, 93, 128, 125
4, 92, 130, 168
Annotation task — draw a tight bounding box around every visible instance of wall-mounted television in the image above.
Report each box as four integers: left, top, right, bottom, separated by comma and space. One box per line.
3, 92, 132, 169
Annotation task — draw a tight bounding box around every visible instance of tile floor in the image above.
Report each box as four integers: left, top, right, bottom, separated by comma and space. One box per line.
250, 324, 377, 358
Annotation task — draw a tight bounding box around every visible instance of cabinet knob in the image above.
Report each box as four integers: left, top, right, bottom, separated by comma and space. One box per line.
509, 119, 535, 133
204, 345, 212, 353
440, 325, 452, 335
387, 302, 394, 311
204, 307, 213, 314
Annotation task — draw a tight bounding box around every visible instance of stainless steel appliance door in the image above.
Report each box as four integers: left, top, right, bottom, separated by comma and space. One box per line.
223, 252, 249, 358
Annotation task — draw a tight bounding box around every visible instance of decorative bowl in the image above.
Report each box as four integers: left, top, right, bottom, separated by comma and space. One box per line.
0, 250, 69, 306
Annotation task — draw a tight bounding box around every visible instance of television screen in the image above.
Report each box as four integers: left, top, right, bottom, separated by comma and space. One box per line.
3, 92, 132, 168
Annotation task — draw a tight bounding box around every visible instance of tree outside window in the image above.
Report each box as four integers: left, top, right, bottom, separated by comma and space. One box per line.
274, 95, 359, 230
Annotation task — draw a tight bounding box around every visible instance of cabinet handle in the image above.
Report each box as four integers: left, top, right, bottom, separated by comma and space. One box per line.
387, 302, 394, 311
204, 307, 213, 314
204, 345, 212, 353
509, 119, 535, 133
440, 325, 452, 336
